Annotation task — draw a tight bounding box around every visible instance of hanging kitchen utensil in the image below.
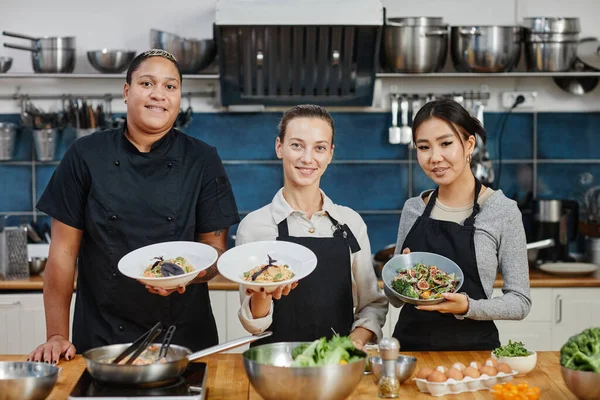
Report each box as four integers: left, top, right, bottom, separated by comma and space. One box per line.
388, 94, 401, 144
409, 96, 422, 149
399, 96, 412, 145
470, 101, 495, 185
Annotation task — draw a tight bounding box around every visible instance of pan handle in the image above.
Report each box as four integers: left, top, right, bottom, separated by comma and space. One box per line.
187, 331, 272, 362
2, 31, 38, 41
3, 43, 37, 53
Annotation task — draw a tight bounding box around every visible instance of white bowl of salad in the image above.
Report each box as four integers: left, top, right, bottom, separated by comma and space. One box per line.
118, 241, 218, 289
217, 240, 317, 293
491, 340, 537, 376
382, 252, 464, 305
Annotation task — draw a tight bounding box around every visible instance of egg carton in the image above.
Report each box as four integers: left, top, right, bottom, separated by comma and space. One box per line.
414, 371, 517, 397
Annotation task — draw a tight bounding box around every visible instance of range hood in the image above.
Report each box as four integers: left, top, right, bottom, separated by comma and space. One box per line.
215, 0, 383, 107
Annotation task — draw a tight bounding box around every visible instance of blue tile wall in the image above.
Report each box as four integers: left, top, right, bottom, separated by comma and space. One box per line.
0, 166, 32, 212
537, 113, 600, 159
1, 111, 599, 254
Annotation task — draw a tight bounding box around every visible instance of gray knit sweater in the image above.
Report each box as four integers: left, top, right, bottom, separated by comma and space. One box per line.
386, 190, 532, 321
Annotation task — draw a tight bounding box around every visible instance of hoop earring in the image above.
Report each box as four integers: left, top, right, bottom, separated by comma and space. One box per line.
466, 154, 472, 163
124, 99, 127, 104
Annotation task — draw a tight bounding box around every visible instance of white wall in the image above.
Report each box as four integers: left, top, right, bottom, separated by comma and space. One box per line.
0, 0, 599, 114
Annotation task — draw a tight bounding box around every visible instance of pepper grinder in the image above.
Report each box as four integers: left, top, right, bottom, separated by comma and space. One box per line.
378, 337, 400, 398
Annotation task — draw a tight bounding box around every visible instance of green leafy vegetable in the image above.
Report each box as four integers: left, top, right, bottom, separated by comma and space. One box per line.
392, 279, 419, 299
290, 335, 365, 367
493, 340, 530, 357
560, 327, 600, 372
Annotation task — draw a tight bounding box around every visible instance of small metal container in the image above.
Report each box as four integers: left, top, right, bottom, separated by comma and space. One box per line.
0, 122, 18, 161
369, 355, 417, 383
32, 128, 58, 161
0, 362, 58, 400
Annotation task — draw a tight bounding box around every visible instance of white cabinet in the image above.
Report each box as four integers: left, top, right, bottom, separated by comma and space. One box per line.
492, 288, 600, 351
208, 291, 227, 345
550, 288, 600, 350
0, 293, 75, 355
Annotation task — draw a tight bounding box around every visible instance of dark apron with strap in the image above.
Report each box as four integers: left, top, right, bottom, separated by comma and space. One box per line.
392, 179, 500, 351
253, 214, 360, 346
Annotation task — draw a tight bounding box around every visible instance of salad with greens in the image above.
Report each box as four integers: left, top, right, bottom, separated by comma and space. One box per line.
291, 335, 365, 367
391, 263, 459, 300
493, 340, 531, 357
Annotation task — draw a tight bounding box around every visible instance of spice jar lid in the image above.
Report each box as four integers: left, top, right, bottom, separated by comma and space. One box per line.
379, 337, 400, 360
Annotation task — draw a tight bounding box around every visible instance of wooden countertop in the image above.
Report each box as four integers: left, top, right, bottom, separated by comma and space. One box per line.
2, 267, 600, 291
0, 352, 576, 399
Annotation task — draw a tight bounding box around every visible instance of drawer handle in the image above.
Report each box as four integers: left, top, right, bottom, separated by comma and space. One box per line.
555, 295, 562, 324
0, 301, 21, 307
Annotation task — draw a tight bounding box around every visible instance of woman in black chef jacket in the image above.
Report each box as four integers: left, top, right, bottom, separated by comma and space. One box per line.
28, 49, 240, 364
386, 99, 531, 351
235, 105, 388, 349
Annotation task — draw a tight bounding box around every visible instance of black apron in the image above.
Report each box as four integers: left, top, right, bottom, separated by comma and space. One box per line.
392, 179, 500, 351
253, 214, 360, 345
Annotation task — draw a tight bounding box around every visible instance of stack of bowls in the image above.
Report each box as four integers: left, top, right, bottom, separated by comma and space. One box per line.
382, 17, 449, 73
523, 17, 580, 71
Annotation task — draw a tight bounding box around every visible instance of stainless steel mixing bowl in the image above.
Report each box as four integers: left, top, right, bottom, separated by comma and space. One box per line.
87, 49, 136, 73
0, 362, 59, 400
242, 342, 366, 400
368, 355, 417, 383
561, 366, 600, 400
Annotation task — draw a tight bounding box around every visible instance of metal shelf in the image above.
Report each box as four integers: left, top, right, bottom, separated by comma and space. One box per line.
0, 73, 219, 80
376, 71, 600, 78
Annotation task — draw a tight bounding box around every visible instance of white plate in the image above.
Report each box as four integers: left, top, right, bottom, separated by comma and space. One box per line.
217, 240, 317, 293
539, 262, 599, 276
118, 241, 218, 289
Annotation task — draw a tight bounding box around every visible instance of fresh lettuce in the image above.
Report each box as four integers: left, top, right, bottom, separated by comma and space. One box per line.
290, 335, 365, 367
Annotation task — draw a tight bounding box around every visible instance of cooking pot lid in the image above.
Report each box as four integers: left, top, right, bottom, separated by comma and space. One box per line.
577, 40, 600, 70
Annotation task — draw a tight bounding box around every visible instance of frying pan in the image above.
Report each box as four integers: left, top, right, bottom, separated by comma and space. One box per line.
82, 331, 271, 385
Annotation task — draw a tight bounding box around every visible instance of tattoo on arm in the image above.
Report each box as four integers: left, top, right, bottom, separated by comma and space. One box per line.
195, 247, 225, 283
213, 229, 225, 237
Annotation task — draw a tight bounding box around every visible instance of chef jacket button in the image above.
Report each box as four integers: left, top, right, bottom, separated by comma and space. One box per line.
119, 325, 124, 331
308, 227, 315, 234
167, 162, 174, 168
114, 160, 120, 166
112, 272, 117, 278
111, 214, 117, 221
166, 216, 173, 222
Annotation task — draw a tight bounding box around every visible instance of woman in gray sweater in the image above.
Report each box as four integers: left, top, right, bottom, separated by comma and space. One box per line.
385, 99, 531, 351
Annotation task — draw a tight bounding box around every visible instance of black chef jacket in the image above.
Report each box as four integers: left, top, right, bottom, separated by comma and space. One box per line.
36, 125, 240, 352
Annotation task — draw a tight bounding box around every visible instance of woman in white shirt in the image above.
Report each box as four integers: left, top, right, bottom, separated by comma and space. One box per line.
235, 104, 388, 348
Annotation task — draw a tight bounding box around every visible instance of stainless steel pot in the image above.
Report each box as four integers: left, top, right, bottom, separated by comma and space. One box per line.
523, 30, 579, 72
523, 17, 580, 34
451, 26, 522, 72
0, 361, 59, 400
82, 331, 271, 385
383, 17, 448, 73
2, 31, 76, 73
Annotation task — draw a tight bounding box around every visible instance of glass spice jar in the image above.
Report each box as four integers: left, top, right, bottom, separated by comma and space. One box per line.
378, 337, 400, 398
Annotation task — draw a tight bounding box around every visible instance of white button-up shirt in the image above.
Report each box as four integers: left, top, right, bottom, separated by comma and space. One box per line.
235, 188, 388, 342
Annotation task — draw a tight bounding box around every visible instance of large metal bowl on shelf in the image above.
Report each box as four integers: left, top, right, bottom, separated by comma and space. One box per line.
150, 29, 216, 74
87, 49, 136, 73
243, 342, 366, 400
450, 25, 522, 72
0, 361, 59, 400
